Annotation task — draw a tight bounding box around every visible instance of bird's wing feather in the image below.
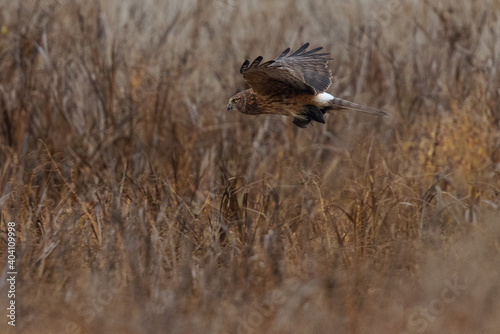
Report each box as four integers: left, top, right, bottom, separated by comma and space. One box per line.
240, 43, 332, 96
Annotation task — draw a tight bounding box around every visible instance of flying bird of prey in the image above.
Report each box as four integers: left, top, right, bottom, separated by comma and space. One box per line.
227, 43, 387, 128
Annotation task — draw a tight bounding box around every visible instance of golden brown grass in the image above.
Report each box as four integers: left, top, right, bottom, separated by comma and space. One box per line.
1, 0, 500, 333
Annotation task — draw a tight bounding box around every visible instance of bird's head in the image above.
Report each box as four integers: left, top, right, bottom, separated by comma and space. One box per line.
227, 92, 245, 113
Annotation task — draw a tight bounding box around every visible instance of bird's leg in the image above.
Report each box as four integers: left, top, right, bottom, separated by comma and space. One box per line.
292, 105, 326, 128
302, 105, 326, 123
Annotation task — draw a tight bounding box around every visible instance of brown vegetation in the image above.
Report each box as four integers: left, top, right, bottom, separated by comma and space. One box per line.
1, 0, 499, 333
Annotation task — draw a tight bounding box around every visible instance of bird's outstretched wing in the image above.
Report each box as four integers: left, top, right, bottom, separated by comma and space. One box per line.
240, 43, 332, 96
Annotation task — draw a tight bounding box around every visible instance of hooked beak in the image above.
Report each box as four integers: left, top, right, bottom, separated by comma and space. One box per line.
227, 101, 234, 111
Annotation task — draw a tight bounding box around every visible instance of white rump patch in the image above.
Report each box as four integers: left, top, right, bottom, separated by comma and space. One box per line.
314, 92, 334, 106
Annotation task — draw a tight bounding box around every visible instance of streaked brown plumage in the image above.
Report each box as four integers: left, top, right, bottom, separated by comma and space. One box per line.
227, 43, 387, 128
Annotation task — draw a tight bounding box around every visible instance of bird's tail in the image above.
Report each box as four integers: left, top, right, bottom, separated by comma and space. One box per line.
329, 97, 387, 117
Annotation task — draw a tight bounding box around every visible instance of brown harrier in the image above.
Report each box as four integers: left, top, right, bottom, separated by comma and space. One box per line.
227, 43, 387, 128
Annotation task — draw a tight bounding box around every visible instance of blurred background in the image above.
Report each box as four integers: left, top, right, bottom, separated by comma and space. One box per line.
0, 0, 499, 333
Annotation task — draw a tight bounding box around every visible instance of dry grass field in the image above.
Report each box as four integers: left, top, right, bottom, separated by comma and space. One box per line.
1, 0, 500, 333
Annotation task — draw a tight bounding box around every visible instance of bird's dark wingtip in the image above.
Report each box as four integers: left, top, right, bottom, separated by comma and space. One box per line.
240, 59, 250, 74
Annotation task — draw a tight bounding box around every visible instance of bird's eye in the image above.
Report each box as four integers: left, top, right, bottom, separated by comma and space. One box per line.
233, 98, 240, 103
